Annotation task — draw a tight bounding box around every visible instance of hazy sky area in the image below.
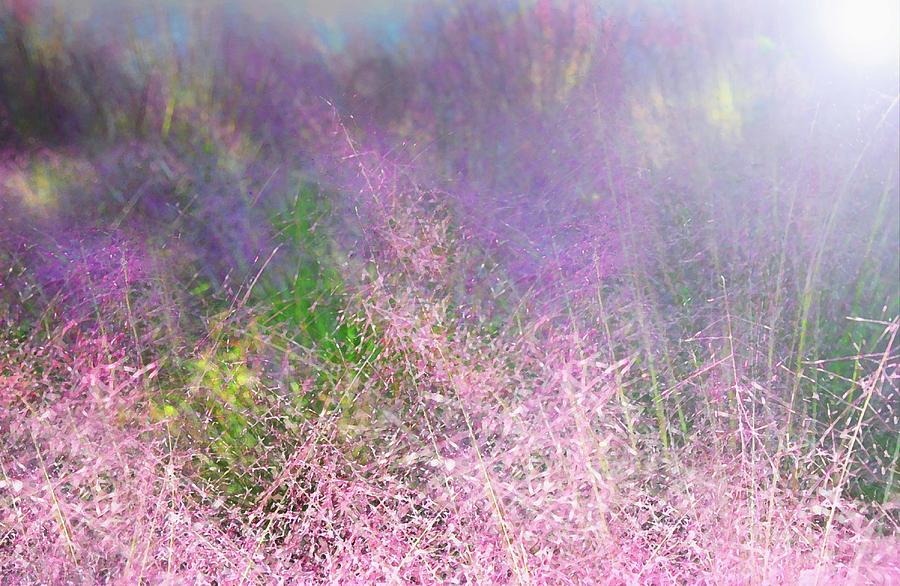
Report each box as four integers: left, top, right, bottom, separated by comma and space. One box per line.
275, 0, 423, 49
294, 0, 420, 22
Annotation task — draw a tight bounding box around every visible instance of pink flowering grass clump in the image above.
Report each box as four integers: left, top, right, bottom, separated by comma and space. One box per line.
1, 0, 899, 584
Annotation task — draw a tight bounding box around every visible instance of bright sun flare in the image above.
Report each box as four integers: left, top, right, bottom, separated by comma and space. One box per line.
821, 0, 900, 65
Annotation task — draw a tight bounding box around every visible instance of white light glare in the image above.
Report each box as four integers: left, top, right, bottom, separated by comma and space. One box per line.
821, 0, 900, 65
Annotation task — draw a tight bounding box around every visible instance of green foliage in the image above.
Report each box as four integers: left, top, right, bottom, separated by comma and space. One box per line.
263, 183, 344, 347
147, 182, 387, 505
260, 182, 382, 393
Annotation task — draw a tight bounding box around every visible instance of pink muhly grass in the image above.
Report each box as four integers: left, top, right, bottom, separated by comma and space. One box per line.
1, 1, 898, 584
